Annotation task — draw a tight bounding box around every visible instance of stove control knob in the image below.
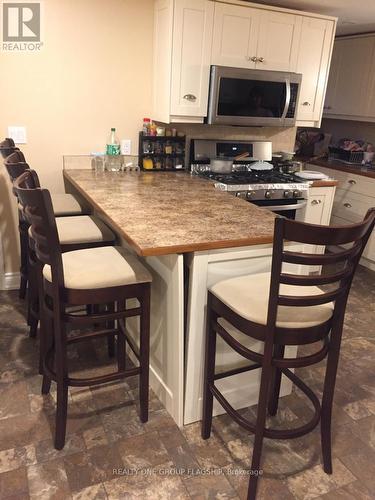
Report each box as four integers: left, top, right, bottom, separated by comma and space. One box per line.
284, 190, 292, 198
235, 191, 246, 199
293, 190, 302, 198
265, 190, 272, 199
246, 191, 255, 200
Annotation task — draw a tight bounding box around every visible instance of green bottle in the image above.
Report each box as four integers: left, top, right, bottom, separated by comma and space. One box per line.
106, 128, 120, 155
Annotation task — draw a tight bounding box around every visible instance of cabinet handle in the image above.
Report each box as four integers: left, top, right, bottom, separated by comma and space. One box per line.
302, 101, 311, 106
311, 199, 322, 205
250, 56, 257, 62
183, 94, 197, 102
344, 203, 352, 208
257, 57, 264, 63
348, 179, 357, 185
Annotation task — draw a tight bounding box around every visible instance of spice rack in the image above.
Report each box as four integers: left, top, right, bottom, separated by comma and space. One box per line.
138, 132, 186, 171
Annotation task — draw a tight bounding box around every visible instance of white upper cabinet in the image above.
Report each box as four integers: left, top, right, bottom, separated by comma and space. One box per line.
153, 0, 336, 124
153, 0, 214, 123
212, 5, 301, 72
256, 11, 301, 72
211, 3, 260, 69
170, 0, 214, 118
295, 17, 336, 125
324, 36, 375, 120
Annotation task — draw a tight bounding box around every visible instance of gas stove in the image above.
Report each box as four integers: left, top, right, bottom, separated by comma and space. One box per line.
198, 169, 309, 201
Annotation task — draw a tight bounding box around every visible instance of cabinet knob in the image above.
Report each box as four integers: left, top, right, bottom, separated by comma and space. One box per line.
344, 203, 352, 208
257, 57, 264, 63
183, 94, 197, 102
348, 179, 357, 185
250, 56, 257, 62
302, 101, 311, 106
311, 199, 322, 205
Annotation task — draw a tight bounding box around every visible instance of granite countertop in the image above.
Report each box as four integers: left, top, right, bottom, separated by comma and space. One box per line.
303, 157, 375, 180
64, 170, 277, 256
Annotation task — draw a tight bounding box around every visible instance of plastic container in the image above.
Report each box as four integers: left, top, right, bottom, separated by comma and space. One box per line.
106, 128, 120, 156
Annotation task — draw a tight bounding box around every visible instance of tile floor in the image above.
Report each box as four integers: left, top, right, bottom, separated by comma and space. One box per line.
0, 266, 375, 499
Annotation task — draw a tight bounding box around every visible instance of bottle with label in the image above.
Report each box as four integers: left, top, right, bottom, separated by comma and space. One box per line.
106, 128, 120, 156
142, 118, 151, 136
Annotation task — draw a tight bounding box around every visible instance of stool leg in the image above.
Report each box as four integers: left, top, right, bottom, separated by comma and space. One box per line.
268, 345, 285, 416
201, 294, 217, 440
106, 303, 116, 358
28, 253, 39, 338
139, 286, 150, 423
41, 313, 53, 394
54, 322, 69, 450
117, 301, 126, 372
19, 224, 28, 300
321, 322, 343, 474
247, 338, 275, 500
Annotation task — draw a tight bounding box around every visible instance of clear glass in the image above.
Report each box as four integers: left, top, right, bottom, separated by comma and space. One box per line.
63, 154, 139, 172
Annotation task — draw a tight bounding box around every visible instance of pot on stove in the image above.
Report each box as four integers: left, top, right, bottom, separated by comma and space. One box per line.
210, 158, 233, 173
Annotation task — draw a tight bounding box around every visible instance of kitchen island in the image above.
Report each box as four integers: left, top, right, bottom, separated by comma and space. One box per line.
63, 169, 310, 425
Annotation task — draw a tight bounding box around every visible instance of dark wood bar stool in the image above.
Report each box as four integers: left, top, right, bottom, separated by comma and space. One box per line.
201, 210, 375, 499
2, 147, 88, 299
4, 161, 116, 339
14, 171, 152, 450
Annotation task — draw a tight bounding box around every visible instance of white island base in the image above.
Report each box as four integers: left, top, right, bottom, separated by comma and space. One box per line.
127, 242, 301, 427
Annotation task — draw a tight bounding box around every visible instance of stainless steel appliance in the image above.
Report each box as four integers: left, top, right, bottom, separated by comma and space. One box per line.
207, 66, 302, 127
190, 139, 309, 219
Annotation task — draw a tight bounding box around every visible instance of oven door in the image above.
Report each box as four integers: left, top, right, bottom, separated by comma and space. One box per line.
254, 199, 307, 220
207, 66, 301, 127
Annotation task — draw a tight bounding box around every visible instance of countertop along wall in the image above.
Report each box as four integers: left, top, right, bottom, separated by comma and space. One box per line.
0, 0, 154, 276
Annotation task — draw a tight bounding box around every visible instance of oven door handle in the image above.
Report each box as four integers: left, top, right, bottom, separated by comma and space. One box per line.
259, 201, 307, 212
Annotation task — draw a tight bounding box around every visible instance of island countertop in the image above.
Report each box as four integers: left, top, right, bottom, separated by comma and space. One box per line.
63, 169, 277, 257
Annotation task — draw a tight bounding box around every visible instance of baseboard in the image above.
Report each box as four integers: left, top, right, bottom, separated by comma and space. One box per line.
1, 272, 20, 291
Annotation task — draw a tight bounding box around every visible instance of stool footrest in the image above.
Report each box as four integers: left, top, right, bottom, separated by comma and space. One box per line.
209, 367, 321, 440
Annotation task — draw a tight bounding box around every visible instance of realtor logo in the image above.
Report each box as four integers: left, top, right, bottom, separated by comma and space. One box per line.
2, 2, 43, 51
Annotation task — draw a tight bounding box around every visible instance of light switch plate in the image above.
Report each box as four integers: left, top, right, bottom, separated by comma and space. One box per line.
8, 126, 27, 144
120, 139, 131, 155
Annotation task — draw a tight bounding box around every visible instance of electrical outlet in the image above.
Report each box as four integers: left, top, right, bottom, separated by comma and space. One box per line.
120, 139, 131, 155
8, 126, 27, 144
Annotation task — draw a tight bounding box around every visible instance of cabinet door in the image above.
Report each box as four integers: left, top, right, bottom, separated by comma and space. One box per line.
296, 18, 335, 123
211, 3, 260, 69
299, 187, 335, 266
324, 37, 374, 117
322, 40, 341, 114
256, 11, 301, 71
365, 43, 375, 119
170, 0, 214, 118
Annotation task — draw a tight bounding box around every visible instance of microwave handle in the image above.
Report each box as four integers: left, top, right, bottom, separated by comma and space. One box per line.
281, 80, 291, 119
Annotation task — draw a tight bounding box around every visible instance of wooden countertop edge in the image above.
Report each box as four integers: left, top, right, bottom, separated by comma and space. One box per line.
311, 180, 338, 187
63, 170, 275, 257
307, 159, 375, 180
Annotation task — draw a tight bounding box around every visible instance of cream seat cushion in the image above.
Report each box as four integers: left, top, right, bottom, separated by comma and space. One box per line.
43, 246, 152, 289
50, 193, 84, 216
28, 216, 114, 245
210, 272, 333, 329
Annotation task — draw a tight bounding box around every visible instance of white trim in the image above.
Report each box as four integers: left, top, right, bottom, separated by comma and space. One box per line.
2, 272, 20, 291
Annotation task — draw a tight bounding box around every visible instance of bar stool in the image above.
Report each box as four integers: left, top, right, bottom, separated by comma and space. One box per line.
201, 210, 375, 499
14, 170, 152, 450
4, 164, 115, 340
2, 147, 88, 299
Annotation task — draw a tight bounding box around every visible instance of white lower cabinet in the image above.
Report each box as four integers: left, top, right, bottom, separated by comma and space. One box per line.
296, 186, 336, 271
306, 164, 375, 270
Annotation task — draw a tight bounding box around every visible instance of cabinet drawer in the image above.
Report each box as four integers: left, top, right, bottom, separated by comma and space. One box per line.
330, 214, 375, 263
332, 188, 375, 223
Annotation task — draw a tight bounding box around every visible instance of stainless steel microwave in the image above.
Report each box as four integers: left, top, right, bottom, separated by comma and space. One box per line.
207, 66, 302, 127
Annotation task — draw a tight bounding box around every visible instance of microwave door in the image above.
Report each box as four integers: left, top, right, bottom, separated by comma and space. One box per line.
207, 66, 298, 127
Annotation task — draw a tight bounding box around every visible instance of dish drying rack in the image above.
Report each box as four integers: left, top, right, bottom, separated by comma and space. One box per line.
328, 146, 364, 165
